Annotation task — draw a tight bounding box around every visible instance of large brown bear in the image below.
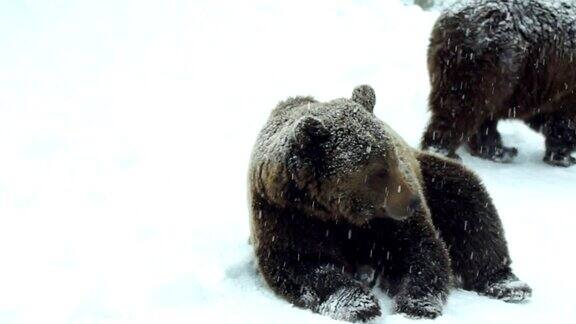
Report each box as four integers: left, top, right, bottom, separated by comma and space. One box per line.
421, 0, 576, 166
248, 85, 531, 322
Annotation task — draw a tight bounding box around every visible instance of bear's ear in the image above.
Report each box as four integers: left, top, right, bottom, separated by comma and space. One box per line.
351, 85, 376, 113
289, 116, 329, 186
293, 116, 329, 149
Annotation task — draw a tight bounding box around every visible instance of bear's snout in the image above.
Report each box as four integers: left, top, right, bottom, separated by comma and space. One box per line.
383, 194, 420, 221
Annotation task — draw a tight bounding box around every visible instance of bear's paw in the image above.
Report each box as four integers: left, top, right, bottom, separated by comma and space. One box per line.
316, 286, 381, 322
482, 277, 532, 302
393, 293, 443, 319
544, 151, 576, 167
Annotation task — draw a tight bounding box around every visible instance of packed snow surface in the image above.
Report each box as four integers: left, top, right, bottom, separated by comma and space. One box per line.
0, 0, 575, 323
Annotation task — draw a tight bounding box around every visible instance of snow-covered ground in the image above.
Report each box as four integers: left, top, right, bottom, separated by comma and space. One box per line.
0, 1, 575, 323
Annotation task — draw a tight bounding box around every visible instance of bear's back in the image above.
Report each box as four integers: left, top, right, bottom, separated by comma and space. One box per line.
438, 0, 576, 51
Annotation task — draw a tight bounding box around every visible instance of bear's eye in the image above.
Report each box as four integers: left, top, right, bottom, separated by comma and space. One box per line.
367, 169, 388, 190
373, 170, 388, 179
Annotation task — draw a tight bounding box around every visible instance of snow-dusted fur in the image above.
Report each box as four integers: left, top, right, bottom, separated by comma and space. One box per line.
249, 85, 531, 322
316, 284, 381, 322
422, 0, 576, 166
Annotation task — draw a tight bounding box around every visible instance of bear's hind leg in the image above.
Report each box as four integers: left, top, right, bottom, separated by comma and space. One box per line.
527, 112, 576, 167
423, 31, 511, 161
421, 107, 480, 161
467, 119, 518, 162
418, 153, 532, 302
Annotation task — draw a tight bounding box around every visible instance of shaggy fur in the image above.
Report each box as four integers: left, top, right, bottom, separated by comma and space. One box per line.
422, 0, 576, 166
249, 85, 531, 322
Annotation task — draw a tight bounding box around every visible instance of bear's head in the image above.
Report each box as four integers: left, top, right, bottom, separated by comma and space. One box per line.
284, 85, 423, 226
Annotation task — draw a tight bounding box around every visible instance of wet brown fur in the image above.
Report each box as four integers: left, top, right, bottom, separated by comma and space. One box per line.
422, 0, 576, 166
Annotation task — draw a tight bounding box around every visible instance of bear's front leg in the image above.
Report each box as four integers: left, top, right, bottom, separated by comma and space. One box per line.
251, 198, 382, 322
387, 216, 451, 319
257, 247, 381, 322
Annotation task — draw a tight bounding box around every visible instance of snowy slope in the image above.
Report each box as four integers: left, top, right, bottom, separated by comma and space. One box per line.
0, 1, 575, 323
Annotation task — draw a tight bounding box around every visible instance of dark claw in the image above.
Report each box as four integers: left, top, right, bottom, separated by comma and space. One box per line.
543, 151, 576, 167
469, 145, 518, 163
480, 277, 532, 303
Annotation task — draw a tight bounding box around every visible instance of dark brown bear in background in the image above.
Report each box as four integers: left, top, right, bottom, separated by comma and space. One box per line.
249, 85, 531, 322
421, 0, 576, 166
